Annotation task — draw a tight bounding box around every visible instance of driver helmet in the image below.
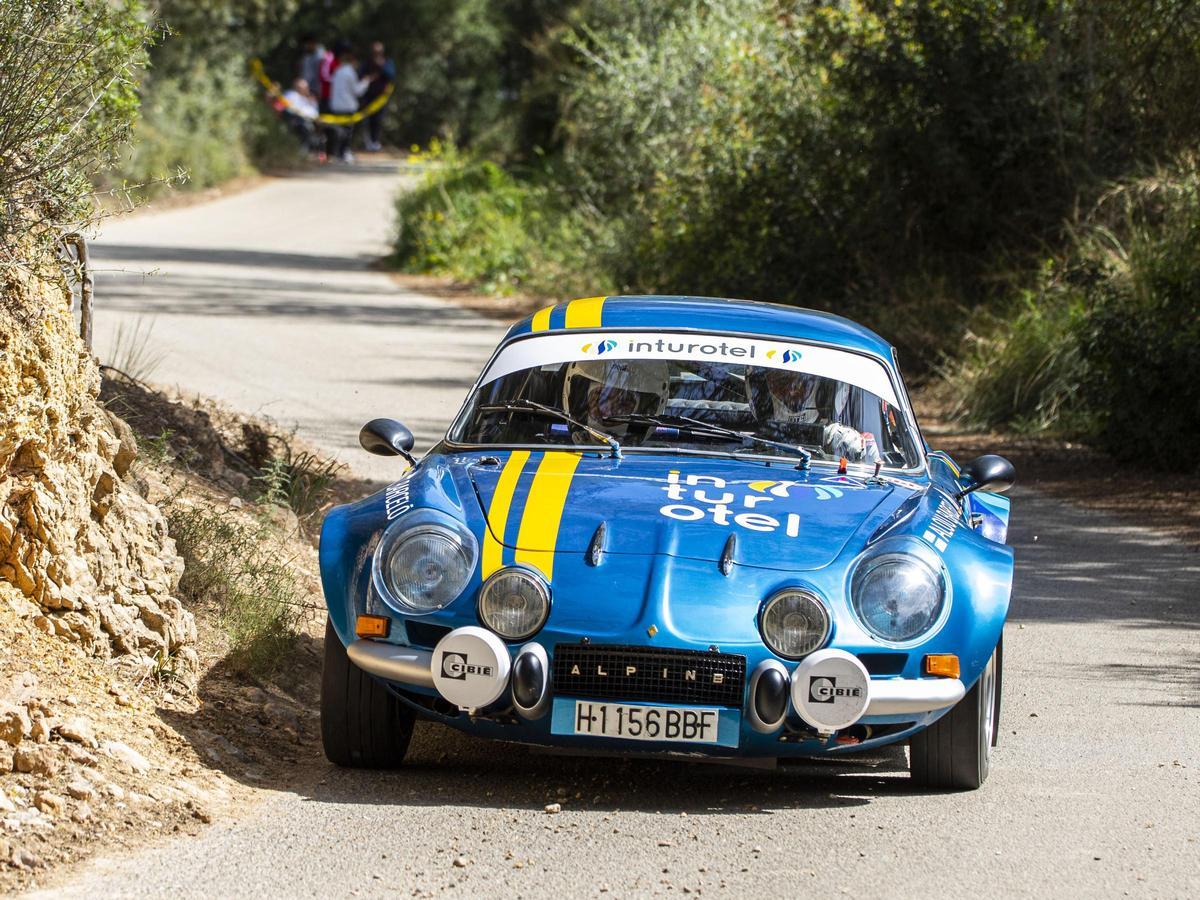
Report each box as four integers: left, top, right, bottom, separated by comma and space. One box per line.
561, 359, 669, 437
762, 367, 820, 417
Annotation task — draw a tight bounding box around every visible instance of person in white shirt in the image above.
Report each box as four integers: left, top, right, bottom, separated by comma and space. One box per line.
280, 78, 320, 153
328, 49, 375, 161
282, 78, 319, 120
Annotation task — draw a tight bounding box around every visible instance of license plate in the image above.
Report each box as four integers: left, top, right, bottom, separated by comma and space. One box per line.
570, 700, 721, 744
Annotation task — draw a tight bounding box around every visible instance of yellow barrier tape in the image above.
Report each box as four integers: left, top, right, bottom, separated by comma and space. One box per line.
250, 58, 393, 126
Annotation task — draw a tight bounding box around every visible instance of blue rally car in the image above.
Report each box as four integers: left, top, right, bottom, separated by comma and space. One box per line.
319, 296, 1015, 789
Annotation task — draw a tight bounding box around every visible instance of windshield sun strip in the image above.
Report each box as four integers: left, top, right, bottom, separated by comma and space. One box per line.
445, 327, 927, 474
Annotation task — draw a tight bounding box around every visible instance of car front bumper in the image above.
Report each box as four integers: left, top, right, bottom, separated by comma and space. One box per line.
345, 632, 966, 753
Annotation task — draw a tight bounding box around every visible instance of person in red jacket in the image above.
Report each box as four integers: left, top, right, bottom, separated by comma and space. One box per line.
316, 41, 344, 113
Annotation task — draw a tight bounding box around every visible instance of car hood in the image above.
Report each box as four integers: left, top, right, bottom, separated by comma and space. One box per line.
463, 451, 915, 572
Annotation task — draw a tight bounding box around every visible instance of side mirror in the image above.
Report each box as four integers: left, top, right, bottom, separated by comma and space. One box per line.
359, 418, 416, 465
957, 454, 1015, 499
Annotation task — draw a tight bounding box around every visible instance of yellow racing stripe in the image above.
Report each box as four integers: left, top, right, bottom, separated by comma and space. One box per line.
564, 296, 606, 329
531, 304, 555, 332
482, 451, 530, 577
514, 452, 582, 581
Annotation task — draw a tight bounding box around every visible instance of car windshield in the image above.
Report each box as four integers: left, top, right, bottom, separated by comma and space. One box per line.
451, 332, 922, 469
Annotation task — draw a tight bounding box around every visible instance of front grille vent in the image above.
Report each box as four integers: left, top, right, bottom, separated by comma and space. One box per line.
404, 621, 451, 649
552, 644, 746, 707
858, 652, 907, 676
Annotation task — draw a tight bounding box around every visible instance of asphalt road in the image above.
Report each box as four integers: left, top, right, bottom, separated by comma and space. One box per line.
89, 161, 506, 482
48, 163, 1200, 898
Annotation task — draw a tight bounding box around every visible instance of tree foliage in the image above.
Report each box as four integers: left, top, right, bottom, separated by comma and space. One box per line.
109, 0, 305, 194
0, 0, 150, 266
391, 0, 1200, 466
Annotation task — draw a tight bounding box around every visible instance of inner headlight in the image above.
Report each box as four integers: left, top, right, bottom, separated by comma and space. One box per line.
851, 552, 946, 642
759, 589, 830, 659
372, 512, 477, 612
478, 567, 550, 640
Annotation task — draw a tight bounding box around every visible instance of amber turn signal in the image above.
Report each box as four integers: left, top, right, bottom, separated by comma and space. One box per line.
924, 654, 960, 679
355, 614, 390, 639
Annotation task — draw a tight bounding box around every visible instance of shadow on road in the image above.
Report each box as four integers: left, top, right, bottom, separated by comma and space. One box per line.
93, 243, 383, 273
1007, 488, 1200, 629
92, 269, 496, 331
301, 729, 914, 814
158, 633, 932, 819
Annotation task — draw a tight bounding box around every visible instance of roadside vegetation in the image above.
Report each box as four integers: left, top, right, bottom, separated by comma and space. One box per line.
0, 3, 331, 882
386, 1, 1200, 472
947, 163, 1200, 469
103, 0, 304, 199
101, 369, 341, 677
0, 0, 148, 262
168, 504, 311, 677
32, 0, 1195, 466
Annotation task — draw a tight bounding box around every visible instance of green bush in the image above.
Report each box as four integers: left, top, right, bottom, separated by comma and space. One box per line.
0, 0, 149, 263
1078, 170, 1200, 470
117, 63, 256, 194
554, 0, 1082, 360
394, 142, 611, 297
950, 162, 1200, 471
106, 0, 308, 198
947, 277, 1090, 433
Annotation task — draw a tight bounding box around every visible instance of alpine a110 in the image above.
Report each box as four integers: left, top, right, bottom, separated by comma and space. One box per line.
319, 295, 1015, 789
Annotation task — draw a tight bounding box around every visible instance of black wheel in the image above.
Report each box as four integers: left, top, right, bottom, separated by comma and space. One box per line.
909, 635, 1002, 790
320, 619, 415, 768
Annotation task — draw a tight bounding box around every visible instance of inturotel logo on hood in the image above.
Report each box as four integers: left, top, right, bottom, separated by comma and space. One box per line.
659, 471, 868, 537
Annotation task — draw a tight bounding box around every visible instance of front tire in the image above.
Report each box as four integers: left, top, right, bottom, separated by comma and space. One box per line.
321, 619, 415, 768
909, 635, 1002, 790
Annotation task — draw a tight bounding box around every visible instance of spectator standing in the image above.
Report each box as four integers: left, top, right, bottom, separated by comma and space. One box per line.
328, 47, 374, 161
359, 41, 396, 152
298, 34, 325, 94
317, 40, 345, 113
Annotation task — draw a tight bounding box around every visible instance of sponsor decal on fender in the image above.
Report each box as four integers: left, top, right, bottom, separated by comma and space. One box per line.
384, 472, 415, 520
923, 496, 960, 553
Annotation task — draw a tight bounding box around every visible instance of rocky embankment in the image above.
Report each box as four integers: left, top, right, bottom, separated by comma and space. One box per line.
1, 268, 195, 670
1, 265, 220, 882
1, 264, 328, 890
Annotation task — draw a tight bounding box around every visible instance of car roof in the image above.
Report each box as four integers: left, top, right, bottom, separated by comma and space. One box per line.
505, 295, 896, 361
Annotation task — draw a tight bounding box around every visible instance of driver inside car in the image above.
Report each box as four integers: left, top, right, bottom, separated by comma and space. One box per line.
561, 359, 669, 441
752, 368, 881, 464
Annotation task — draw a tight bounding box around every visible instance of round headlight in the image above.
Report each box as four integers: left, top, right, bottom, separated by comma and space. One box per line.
851, 552, 946, 643
478, 568, 550, 641
760, 589, 830, 659
372, 513, 477, 612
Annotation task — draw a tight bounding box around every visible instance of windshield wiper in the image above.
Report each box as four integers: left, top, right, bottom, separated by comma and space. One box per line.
607, 412, 811, 469
478, 399, 622, 459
